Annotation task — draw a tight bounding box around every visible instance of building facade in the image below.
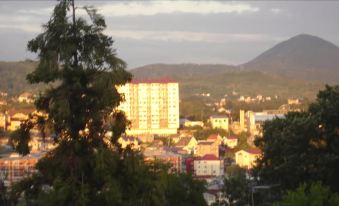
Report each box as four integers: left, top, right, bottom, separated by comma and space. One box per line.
193, 154, 224, 177
0, 153, 44, 187
235, 148, 262, 169
118, 79, 179, 135
196, 141, 219, 158
209, 115, 229, 131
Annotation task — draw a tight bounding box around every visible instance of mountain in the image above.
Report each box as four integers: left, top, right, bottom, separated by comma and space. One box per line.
243, 34, 339, 83
131, 64, 323, 100
0, 60, 38, 95
131, 63, 236, 80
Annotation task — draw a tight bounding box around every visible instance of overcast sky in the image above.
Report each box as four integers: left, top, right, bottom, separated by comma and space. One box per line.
0, 1, 338, 69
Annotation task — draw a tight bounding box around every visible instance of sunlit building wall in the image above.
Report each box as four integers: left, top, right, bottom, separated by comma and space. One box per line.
118, 80, 179, 135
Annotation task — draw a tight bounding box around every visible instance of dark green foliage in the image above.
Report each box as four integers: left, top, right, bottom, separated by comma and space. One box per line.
8, 1, 206, 205
216, 165, 250, 206
273, 182, 339, 206
164, 174, 207, 206
254, 85, 339, 199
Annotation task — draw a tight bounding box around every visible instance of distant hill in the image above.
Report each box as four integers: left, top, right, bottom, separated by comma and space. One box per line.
131, 64, 323, 100
131, 63, 236, 80
0, 60, 38, 95
243, 34, 339, 83
1, 34, 337, 99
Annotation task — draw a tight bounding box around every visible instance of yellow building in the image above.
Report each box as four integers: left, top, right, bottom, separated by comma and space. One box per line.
118, 79, 179, 135
117, 136, 140, 151
235, 148, 262, 169
196, 140, 219, 158
209, 115, 229, 131
8, 113, 29, 131
223, 136, 238, 149
175, 136, 198, 154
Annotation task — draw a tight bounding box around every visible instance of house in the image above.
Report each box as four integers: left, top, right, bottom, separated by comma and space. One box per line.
223, 136, 238, 149
18, 92, 34, 103
196, 140, 219, 158
193, 154, 224, 178
28, 129, 56, 153
235, 148, 262, 169
209, 115, 229, 131
8, 112, 29, 131
117, 136, 140, 150
0, 152, 44, 187
175, 136, 198, 154
184, 120, 204, 128
144, 147, 182, 173
206, 134, 223, 145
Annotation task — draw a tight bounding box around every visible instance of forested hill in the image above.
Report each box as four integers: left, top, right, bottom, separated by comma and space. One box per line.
0, 60, 38, 95
131, 65, 323, 100
130, 63, 237, 79
243, 34, 339, 83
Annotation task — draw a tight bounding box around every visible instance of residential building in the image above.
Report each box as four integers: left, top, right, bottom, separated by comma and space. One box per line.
17, 92, 34, 103
196, 141, 219, 158
117, 136, 140, 151
209, 115, 229, 131
175, 136, 198, 154
206, 134, 223, 145
235, 148, 262, 169
8, 112, 29, 131
183, 120, 204, 128
193, 154, 224, 177
118, 79, 179, 136
223, 136, 238, 149
0, 152, 44, 187
144, 147, 182, 173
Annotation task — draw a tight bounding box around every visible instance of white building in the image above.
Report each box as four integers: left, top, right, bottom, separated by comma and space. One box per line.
118, 79, 179, 135
194, 154, 224, 177
209, 115, 229, 131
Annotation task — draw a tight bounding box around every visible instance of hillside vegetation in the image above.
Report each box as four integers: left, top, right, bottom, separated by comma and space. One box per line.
0, 60, 38, 95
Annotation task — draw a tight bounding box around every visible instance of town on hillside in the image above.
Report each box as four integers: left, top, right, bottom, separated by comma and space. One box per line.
0, 80, 304, 205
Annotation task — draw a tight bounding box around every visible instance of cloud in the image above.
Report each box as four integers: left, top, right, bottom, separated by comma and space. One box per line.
270, 8, 282, 14
99, 2, 259, 16
106, 29, 282, 43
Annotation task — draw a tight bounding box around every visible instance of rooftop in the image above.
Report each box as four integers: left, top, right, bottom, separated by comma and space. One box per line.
130, 79, 177, 84
245, 148, 262, 155
195, 154, 219, 161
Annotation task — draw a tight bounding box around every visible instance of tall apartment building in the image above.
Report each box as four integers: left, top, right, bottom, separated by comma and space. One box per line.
118, 79, 179, 135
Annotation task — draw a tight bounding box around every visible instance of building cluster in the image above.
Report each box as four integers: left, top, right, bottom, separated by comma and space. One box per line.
237, 95, 273, 103
0, 81, 268, 205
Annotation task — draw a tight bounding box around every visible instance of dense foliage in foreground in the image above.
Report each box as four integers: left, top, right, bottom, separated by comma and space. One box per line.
254, 85, 339, 204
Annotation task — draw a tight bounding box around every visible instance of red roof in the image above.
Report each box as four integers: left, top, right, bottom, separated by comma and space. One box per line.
246, 148, 262, 155
226, 136, 238, 140
198, 141, 214, 145
130, 79, 177, 84
207, 134, 218, 140
195, 154, 219, 161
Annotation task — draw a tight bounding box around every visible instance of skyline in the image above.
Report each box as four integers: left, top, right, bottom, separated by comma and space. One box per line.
0, 1, 338, 68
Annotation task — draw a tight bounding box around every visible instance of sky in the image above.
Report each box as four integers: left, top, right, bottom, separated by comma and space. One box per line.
0, 1, 338, 69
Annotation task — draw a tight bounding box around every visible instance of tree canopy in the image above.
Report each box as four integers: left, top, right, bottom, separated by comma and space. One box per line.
254, 85, 339, 200
273, 182, 339, 206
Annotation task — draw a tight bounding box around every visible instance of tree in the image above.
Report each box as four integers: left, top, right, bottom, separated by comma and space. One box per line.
273, 182, 339, 206
8, 1, 207, 205
254, 85, 339, 199
216, 165, 250, 206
